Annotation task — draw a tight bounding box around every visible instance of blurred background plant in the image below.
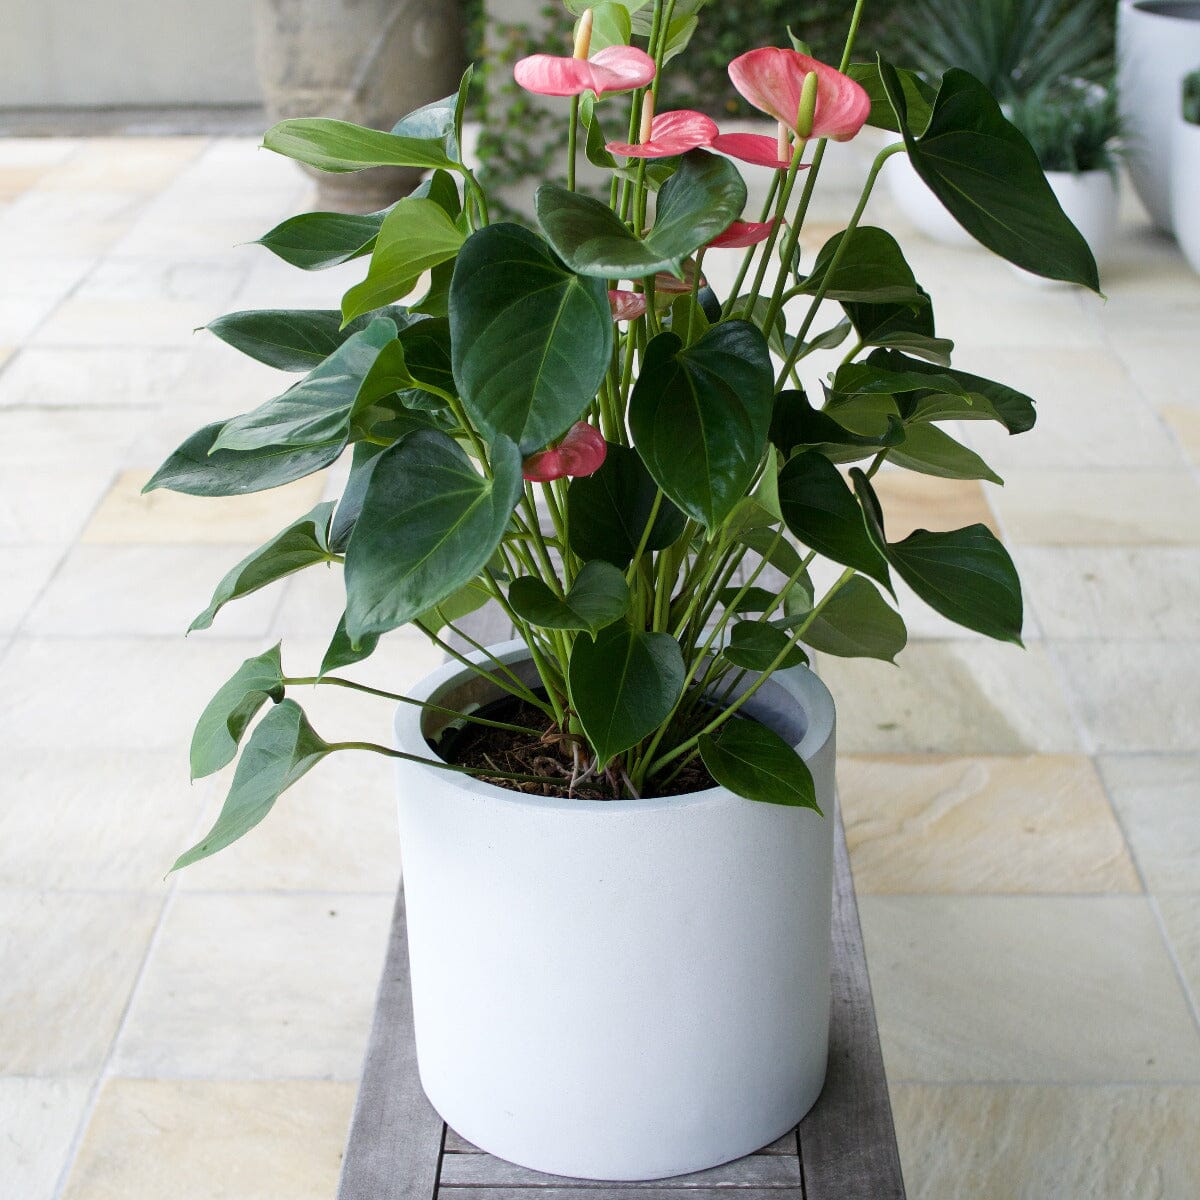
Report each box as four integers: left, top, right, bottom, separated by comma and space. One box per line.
1184, 67, 1200, 125
1008, 82, 1123, 175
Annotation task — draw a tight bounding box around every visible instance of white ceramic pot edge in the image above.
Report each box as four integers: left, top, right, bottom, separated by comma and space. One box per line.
393, 642, 838, 1181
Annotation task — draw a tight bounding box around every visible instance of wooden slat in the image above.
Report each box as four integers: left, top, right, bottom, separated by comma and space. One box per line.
796, 811, 906, 1199
336, 890, 445, 1200
439, 1154, 801, 1189
438, 1190, 801, 1200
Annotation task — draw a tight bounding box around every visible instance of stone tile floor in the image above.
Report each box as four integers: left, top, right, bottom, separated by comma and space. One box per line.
0, 133, 1197, 1199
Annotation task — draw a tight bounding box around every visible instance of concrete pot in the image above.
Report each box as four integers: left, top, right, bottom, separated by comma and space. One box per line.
1117, 1, 1200, 232
1172, 116, 1200, 271
392, 641, 837, 1181
252, 0, 464, 212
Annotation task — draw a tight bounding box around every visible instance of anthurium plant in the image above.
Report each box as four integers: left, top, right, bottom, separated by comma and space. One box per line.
156, 0, 1099, 870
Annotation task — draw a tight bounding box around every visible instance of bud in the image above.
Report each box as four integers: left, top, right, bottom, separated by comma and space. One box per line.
573, 8, 594, 60
776, 120, 791, 164
795, 70, 818, 141
638, 93, 656, 145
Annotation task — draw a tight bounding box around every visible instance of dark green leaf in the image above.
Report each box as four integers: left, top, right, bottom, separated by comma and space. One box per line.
414, 578, 494, 637
510, 561, 630, 636
190, 645, 285, 780
189, 502, 336, 632
450, 223, 611, 454
255, 209, 388, 271
716, 585, 778, 615
630, 321, 774, 528
723, 622, 807, 672
698, 718, 819, 811
320, 613, 380, 675
881, 63, 1100, 290
844, 286, 954, 366
848, 60, 935, 135
567, 444, 687, 568
330, 441, 387, 552
344, 430, 522, 642
771, 388, 904, 457
799, 227, 928, 304
736, 525, 807, 580
143, 421, 344, 497
263, 118, 456, 173
798, 575, 907, 662
172, 700, 329, 870
579, 93, 618, 170
888, 422, 1003, 484
777, 452, 891, 589
568, 622, 685, 767
536, 150, 746, 279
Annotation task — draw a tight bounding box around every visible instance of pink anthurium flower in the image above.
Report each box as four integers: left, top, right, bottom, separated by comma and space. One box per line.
609, 289, 648, 321
514, 45, 656, 98
709, 131, 797, 171
522, 422, 608, 483
727, 48, 870, 142
606, 109, 718, 158
707, 219, 779, 249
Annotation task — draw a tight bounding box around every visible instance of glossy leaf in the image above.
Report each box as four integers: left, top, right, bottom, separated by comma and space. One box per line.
630, 321, 774, 528
190, 502, 336, 632
190, 645, 285, 780
262, 118, 457, 173
341, 198, 466, 322
723, 622, 807, 672
344, 430, 523, 642
568, 622, 685, 767
450, 223, 611, 454
510, 561, 630, 636
143, 421, 344, 497
330, 441, 386, 553
798, 574, 907, 662
771, 388, 903, 458
536, 149, 746, 279
882, 63, 1100, 290
255, 209, 388, 271
777, 451, 891, 588
843, 288, 953, 365
848, 60, 935, 135
172, 701, 329, 871
887, 422, 1003, 484
799, 226, 928, 304
567, 443, 687, 569
698, 718, 819, 811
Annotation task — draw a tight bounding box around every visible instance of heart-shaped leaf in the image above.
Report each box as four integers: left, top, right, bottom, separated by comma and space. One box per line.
630, 321, 774, 528
566, 443, 687, 569
536, 149, 746, 279
450, 223, 612, 454
190, 645, 285, 780
510, 561, 630, 636
698, 718, 819, 811
887, 423, 1003, 484
190, 503, 336, 632
723, 622, 807, 672
881, 63, 1099, 290
344, 430, 523, 642
263, 118, 457, 173
799, 227, 928, 304
569, 622, 685, 767
794, 574, 907, 662
173, 701, 330, 871
777, 451, 891, 588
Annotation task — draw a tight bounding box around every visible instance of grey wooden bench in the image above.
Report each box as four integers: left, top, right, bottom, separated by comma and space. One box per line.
336, 610, 906, 1200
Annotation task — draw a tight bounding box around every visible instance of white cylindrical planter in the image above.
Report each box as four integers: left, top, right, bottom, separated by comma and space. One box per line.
393, 642, 837, 1181
1173, 116, 1200, 271
886, 153, 976, 246
1117, 1, 1200, 232
1011, 170, 1119, 285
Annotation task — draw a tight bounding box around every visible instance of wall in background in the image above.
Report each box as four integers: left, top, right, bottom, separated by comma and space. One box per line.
2, 0, 262, 107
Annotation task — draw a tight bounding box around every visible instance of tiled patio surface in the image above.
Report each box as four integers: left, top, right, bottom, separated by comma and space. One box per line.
0, 133, 1198, 1199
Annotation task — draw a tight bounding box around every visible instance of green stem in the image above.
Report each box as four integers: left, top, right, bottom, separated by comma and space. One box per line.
327, 740, 555, 786
567, 94, 580, 191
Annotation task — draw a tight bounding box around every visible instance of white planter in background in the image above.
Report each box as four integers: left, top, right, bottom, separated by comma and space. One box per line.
886, 152, 976, 246
1117, 1, 1200, 232
1012, 169, 1120, 285
1172, 116, 1200, 271
392, 642, 837, 1181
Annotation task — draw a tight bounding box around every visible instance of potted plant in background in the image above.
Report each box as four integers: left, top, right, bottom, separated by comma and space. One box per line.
147, 0, 1098, 1181
1008, 81, 1123, 270
886, 0, 1114, 243
1174, 67, 1200, 270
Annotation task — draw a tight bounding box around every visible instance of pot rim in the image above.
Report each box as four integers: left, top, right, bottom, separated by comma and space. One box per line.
1128, 1, 1200, 21
393, 639, 836, 814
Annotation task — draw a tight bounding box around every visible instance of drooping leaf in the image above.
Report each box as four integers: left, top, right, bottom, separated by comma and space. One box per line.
330, 441, 387, 552
254, 209, 389, 271
510, 560, 630, 636
798, 226, 928, 304
450, 223, 612, 454
630, 321, 774, 528
568, 622, 685, 767
536, 150, 746, 279
341, 198, 466, 322
579, 93, 618, 170
881, 63, 1100, 290
262, 118, 457, 173
189, 645, 285, 780
887, 422, 1003, 484
567, 443, 687, 569
172, 701, 330, 871
771, 388, 904, 458
777, 451, 891, 588
320, 613, 380, 676
698, 717, 819, 811
143, 421, 344, 497
723, 622, 807, 672
213, 318, 397, 451
189, 502, 336, 632
344, 430, 523, 642
796, 574, 907, 662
